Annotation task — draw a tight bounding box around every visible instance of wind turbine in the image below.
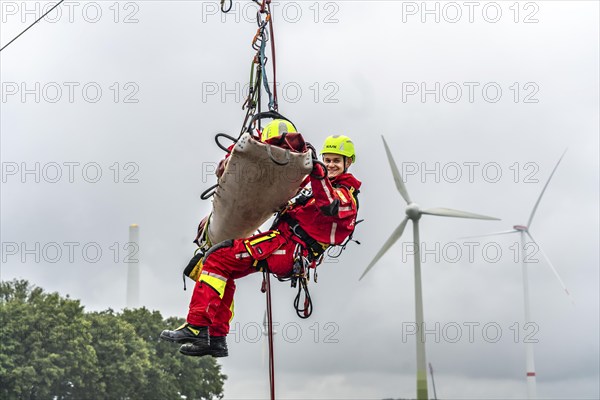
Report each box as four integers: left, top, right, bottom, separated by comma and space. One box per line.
360, 136, 500, 400
466, 150, 570, 399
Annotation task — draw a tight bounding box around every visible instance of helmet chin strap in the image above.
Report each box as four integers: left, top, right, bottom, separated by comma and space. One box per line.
342, 156, 352, 174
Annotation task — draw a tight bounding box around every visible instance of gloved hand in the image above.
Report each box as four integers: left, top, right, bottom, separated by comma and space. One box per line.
310, 160, 327, 179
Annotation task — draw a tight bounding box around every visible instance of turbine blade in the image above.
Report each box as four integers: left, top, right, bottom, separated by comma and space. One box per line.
526, 231, 573, 301
421, 207, 500, 220
359, 217, 409, 280
382, 136, 411, 204
527, 149, 567, 228
460, 230, 518, 239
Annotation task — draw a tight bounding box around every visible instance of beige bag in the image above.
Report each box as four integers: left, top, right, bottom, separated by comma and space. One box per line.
206, 132, 312, 245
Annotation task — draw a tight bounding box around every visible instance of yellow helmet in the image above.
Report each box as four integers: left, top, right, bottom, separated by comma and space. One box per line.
261, 119, 297, 142
320, 135, 356, 162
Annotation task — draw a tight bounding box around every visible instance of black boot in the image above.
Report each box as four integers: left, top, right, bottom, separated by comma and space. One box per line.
208, 335, 228, 357
179, 335, 228, 358
160, 323, 208, 344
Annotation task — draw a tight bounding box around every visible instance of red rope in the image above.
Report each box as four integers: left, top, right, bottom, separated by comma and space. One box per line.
267, 12, 278, 110
264, 271, 276, 400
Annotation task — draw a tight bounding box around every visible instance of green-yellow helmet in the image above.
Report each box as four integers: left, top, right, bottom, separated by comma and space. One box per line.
261, 119, 297, 142
320, 135, 356, 163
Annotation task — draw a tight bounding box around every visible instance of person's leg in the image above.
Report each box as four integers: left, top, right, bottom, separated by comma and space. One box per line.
163, 232, 289, 356
158, 275, 218, 345
211, 287, 234, 356
210, 277, 235, 337
172, 240, 254, 356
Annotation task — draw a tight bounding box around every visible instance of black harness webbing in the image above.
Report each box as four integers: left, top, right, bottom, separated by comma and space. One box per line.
279, 214, 328, 261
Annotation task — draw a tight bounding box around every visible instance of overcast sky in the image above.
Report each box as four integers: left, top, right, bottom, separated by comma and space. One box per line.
1, 1, 598, 399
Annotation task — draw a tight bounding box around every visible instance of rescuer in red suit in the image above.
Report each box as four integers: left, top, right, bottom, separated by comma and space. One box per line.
160, 134, 361, 357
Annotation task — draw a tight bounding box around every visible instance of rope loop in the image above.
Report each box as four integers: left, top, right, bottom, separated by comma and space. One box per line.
215, 133, 237, 153
220, 0, 232, 13
200, 183, 218, 200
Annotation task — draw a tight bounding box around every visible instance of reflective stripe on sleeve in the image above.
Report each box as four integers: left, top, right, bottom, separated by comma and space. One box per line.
330, 222, 338, 244
319, 179, 334, 203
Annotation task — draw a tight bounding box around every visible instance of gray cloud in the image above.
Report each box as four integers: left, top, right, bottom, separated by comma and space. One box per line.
1, 1, 598, 399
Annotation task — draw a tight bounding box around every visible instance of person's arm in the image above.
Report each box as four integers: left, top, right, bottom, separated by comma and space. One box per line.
309, 165, 356, 217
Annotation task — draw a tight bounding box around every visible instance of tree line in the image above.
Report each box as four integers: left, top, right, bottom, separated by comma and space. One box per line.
0, 279, 226, 400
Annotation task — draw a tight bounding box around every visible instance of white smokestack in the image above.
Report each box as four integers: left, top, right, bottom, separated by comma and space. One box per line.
126, 224, 140, 308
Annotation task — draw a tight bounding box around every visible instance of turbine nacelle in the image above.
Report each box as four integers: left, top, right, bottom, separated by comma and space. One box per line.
406, 203, 422, 220
513, 225, 528, 231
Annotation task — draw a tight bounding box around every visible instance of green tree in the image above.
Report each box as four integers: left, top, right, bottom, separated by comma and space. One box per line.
86, 309, 152, 399
0, 280, 102, 400
0, 280, 226, 400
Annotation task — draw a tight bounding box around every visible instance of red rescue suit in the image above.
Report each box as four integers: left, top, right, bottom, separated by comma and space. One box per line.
187, 172, 362, 336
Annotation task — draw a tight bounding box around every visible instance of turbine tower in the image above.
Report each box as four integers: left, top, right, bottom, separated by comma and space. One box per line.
126, 224, 140, 308
360, 136, 499, 400
467, 150, 570, 399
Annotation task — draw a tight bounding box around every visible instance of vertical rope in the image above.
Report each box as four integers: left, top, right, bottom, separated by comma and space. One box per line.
264, 271, 276, 400
267, 12, 278, 110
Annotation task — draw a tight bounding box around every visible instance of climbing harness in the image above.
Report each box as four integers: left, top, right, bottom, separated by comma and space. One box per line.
282, 214, 330, 261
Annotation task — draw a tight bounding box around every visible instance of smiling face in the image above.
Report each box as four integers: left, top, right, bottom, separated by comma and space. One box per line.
322, 153, 352, 179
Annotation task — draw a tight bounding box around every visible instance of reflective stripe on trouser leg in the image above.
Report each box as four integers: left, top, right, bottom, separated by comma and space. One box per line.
210, 277, 236, 337
200, 271, 228, 298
